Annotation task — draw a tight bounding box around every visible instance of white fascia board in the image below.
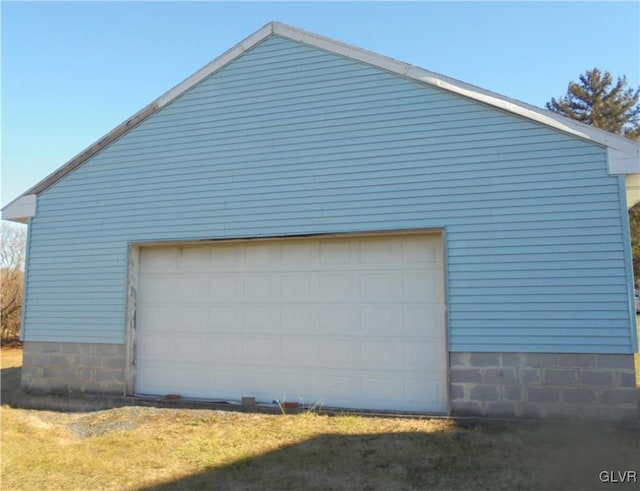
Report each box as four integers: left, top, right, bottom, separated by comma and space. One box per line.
272, 22, 640, 165
2, 194, 36, 223
608, 148, 640, 175
273, 22, 305, 42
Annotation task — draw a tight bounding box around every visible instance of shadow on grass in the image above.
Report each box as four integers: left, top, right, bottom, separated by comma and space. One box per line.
140, 422, 640, 491
1, 365, 21, 405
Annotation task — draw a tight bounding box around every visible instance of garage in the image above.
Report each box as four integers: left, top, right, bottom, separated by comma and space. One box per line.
7, 22, 638, 420
134, 232, 448, 412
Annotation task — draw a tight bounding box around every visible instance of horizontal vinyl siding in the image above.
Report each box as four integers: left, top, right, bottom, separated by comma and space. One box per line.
24, 35, 634, 351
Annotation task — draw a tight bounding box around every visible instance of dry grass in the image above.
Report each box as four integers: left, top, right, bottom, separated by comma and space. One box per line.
1, 349, 639, 491
0, 349, 22, 369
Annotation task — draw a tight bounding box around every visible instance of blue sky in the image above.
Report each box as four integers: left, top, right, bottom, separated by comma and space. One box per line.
2, 1, 639, 207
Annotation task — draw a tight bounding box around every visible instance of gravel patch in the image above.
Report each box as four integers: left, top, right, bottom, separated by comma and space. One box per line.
20, 406, 233, 439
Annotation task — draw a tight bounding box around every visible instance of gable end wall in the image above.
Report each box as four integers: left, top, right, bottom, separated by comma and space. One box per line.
22, 35, 635, 354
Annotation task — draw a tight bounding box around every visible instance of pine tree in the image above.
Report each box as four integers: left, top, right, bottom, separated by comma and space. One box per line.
546, 68, 640, 140
548, 69, 640, 289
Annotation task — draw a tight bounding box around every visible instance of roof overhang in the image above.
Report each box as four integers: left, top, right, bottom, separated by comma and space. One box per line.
2, 194, 36, 224
2, 21, 639, 223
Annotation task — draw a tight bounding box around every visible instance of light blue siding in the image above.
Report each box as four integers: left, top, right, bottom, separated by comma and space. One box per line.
24, 35, 635, 352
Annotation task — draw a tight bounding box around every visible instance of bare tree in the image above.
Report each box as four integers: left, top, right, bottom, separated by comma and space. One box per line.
1, 223, 26, 344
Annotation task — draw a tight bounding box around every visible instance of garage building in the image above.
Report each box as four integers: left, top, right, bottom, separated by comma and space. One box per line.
3, 22, 639, 419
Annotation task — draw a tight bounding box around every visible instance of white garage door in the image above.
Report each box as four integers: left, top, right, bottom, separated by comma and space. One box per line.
135, 233, 447, 412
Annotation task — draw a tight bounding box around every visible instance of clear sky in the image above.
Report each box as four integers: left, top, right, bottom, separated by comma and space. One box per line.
2, 1, 639, 208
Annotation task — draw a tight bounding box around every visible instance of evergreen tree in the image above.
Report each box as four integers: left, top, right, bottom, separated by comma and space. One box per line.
546, 68, 640, 140
548, 69, 640, 289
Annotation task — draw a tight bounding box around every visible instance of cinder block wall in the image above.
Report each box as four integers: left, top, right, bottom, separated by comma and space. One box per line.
21, 341, 126, 395
450, 352, 638, 421
19, 343, 639, 421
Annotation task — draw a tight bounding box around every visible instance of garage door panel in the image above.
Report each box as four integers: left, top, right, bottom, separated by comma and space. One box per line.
136, 363, 173, 394
361, 340, 403, 369
281, 306, 315, 332
404, 307, 443, 336
176, 247, 209, 269
245, 242, 281, 266
360, 306, 399, 336
243, 306, 279, 332
208, 336, 241, 361
174, 335, 208, 361
359, 273, 398, 300
206, 368, 237, 398
403, 273, 443, 302
136, 233, 447, 412
318, 339, 360, 368
137, 333, 174, 359
319, 240, 352, 264
140, 275, 175, 303
208, 306, 242, 332
318, 306, 359, 333
209, 276, 242, 301
281, 241, 315, 265
404, 378, 448, 411
281, 337, 318, 365
138, 305, 173, 333
175, 276, 209, 302
359, 237, 394, 264
401, 235, 442, 264
281, 274, 316, 301
172, 306, 208, 333
244, 275, 280, 301
361, 374, 404, 407
318, 273, 357, 301
241, 369, 280, 400
317, 373, 358, 402
404, 341, 446, 369
242, 336, 281, 364
209, 245, 239, 267
141, 248, 177, 271
280, 371, 316, 401
174, 366, 209, 392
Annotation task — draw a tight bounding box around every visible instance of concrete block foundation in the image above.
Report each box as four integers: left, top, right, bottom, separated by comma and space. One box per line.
18, 343, 639, 421
21, 341, 126, 395
450, 352, 638, 421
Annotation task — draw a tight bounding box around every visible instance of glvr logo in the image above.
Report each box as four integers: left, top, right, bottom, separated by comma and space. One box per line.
599, 471, 638, 483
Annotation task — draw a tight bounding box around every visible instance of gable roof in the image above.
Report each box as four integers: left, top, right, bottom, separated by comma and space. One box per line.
3, 21, 639, 222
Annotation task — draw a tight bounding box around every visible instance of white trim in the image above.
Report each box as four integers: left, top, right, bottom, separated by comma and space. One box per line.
2, 194, 36, 223
626, 174, 640, 208
3, 20, 639, 220
608, 148, 640, 175
125, 244, 140, 396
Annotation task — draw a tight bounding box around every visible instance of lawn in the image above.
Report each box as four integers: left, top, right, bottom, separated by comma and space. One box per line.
1, 349, 639, 491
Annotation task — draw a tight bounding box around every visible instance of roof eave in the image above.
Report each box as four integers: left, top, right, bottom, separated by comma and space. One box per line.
1, 194, 36, 223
